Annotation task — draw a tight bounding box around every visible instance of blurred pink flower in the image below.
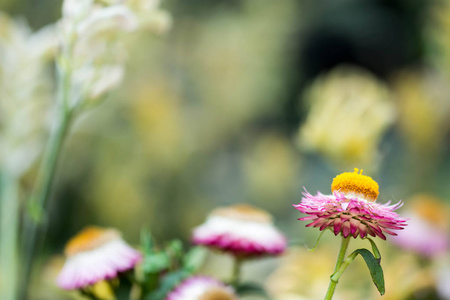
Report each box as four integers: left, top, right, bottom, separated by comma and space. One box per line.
193, 204, 286, 257
166, 276, 236, 300
57, 226, 141, 290
294, 169, 407, 240
391, 195, 449, 257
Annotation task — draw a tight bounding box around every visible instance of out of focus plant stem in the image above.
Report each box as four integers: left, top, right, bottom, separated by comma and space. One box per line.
231, 257, 243, 287
0, 173, 19, 300
19, 41, 75, 300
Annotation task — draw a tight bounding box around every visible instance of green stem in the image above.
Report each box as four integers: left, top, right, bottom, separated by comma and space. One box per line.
0, 173, 19, 300
330, 252, 358, 283
18, 106, 72, 300
19, 53, 74, 299
231, 257, 243, 287
324, 236, 351, 300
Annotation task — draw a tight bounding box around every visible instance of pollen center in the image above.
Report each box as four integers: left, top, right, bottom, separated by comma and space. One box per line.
212, 204, 272, 223
331, 168, 379, 201
200, 287, 236, 300
65, 226, 119, 257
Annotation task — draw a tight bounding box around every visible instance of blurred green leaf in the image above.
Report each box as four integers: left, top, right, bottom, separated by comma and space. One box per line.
142, 252, 170, 274
145, 270, 190, 300
140, 228, 154, 255
182, 246, 207, 273
236, 282, 271, 299
166, 239, 183, 259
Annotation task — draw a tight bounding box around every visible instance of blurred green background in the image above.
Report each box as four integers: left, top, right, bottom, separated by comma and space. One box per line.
2, 0, 450, 299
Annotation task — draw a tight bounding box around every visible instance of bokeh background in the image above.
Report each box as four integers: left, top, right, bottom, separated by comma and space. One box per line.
2, 0, 450, 299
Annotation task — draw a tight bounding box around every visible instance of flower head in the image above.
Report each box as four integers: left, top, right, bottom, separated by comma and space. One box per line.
57, 226, 141, 290
59, 0, 171, 106
193, 204, 287, 257
390, 195, 449, 257
166, 276, 237, 300
297, 66, 395, 171
0, 12, 56, 177
294, 169, 407, 240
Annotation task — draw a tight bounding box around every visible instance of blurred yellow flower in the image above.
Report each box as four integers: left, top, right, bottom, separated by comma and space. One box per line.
392, 71, 450, 157
427, 1, 450, 76
243, 133, 299, 210
266, 246, 362, 300
129, 82, 185, 171
297, 66, 395, 172
372, 252, 436, 300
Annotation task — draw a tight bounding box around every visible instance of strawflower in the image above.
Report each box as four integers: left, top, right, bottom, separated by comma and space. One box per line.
294, 169, 406, 240
293, 169, 407, 299
193, 204, 286, 288
193, 204, 286, 258
166, 276, 237, 300
57, 226, 141, 290
391, 194, 449, 257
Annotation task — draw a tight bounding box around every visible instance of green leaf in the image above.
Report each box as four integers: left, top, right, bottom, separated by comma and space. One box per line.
353, 249, 385, 295
366, 238, 381, 262
145, 270, 190, 300
140, 228, 154, 255
235, 282, 271, 299
307, 228, 329, 251
142, 252, 170, 274
166, 240, 183, 259
182, 246, 208, 273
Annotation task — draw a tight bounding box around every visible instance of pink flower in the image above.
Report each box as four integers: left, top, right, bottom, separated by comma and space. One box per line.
390, 195, 449, 257
193, 204, 287, 257
166, 276, 237, 300
293, 169, 407, 240
57, 226, 141, 290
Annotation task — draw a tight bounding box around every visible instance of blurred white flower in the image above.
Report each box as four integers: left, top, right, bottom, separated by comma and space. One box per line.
59, 0, 171, 108
75, 5, 138, 37
0, 13, 56, 176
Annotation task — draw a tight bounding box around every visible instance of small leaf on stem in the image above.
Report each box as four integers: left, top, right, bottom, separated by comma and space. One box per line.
366, 238, 381, 262
308, 228, 329, 252
353, 249, 385, 295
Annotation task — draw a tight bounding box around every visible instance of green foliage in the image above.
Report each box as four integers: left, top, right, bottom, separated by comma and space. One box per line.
236, 282, 272, 299
142, 252, 170, 274
139, 230, 208, 300
349, 248, 385, 296
308, 228, 330, 251
182, 246, 208, 273
145, 270, 190, 300
366, 238, 381, 261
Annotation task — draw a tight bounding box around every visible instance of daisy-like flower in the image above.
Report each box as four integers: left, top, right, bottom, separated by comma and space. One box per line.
294, 169, 407, 240
166, 276, 237, 300
391, 195, 449, 257
57, 226, 141, 290
193, 204, 287, 257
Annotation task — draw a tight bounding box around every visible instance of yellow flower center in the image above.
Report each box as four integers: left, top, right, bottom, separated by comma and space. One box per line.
199, 287, 237, 300
410, 195, 448, 228
65, 226, 120, 257
331, 168, 379, 201
211, 204, 272, 223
